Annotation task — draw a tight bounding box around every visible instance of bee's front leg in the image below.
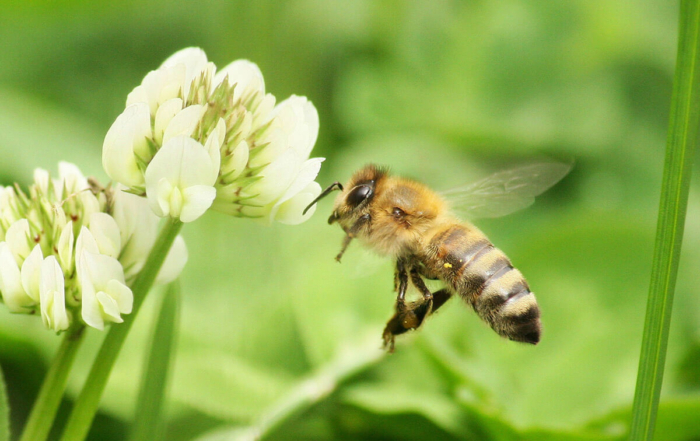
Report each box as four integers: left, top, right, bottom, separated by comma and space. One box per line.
335, 214, 370, 262
335, 234, 353, 263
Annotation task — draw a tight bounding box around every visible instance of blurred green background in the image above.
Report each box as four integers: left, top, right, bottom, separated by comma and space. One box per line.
1, 1, 699, 440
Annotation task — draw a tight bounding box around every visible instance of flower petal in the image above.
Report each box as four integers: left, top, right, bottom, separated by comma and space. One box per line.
106, 278, 133, 314
160, 47, 210, 101
214, 59, 265, 103
20, 244, 44, 302
102, 103, 152, 187
56, 221, 74, 271
154, 98, 183, 145
224, 140, 249, 181
75, 227, 100, 266
180, 185, 216, 223
112, 186, 160, 281
0, 242, 34, 312
243, 148, 300, 206
127, 67, 186, 116
88, 213, 122, 259
269, 95, 319, 160
39, 256, 69, 332
162, 104, 206, 145
273, 182, 323, 225
5, 219, 32, 264
156, 235, 188, 285
79, 250, 131, 330
58, 162, 89, 193
275, 158, 324, 208
203, 117, 225, 178
96, 291, 123, 323
34, 168, 50, 194
145, 136, 217, 221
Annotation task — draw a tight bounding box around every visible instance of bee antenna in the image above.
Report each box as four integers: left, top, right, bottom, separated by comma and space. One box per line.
303, 182, 344, 215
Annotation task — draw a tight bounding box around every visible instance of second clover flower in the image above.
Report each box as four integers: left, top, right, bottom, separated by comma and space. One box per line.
0, 163, 187, 333
103, 48, 324, 225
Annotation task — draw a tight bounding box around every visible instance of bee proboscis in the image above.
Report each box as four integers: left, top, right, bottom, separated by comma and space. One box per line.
304, 162, 571, 351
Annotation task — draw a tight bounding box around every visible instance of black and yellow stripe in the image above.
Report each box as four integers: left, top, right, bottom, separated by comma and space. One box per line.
425, 224, 541, 344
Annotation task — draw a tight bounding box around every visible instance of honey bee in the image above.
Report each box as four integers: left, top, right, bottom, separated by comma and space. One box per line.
303, 162, 571, 351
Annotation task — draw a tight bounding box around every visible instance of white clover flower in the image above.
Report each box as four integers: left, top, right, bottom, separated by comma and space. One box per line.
40, 256, 69, 332
0, 242, 35, 312
111, 185, 188, 283
78, 250, 132, 330
103, 47, 324, 225
0, 162, 188, 332
85, 213, 121, 259
144, 136, 217, 223
156, 235, 188, 285
21, 245, 44, 303
102, 103, 152, 188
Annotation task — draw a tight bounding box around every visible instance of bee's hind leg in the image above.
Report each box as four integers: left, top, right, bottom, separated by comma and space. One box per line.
429, 288, 452, 314
410, 268, 434, 304
383, 259, 409, 351
382, 288, 452, 352
383, 262, 454, 352
408, 268, 454, 323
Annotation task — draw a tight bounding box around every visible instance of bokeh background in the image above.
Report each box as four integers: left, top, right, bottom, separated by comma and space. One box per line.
1, 1, 700, 440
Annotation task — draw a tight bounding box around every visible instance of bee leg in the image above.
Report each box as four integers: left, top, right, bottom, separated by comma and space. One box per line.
335, 234, 353, 262
429, 288, 453, 314
412, 267, 453, 316
416, 263, 440, 280
335, 214, 370, 262
382, 288, 453, 352
382, 259, 410, 352
395, 259, 409, 306
404, 270, 436, 327
382, 299, 432, 352
410, 269, 433, 304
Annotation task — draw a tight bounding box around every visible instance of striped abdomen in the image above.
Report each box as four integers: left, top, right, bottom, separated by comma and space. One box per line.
422, 224, 541, 344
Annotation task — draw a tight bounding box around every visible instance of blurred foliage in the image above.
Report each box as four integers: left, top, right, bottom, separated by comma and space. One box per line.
1, 365, 7, 441
1, 0, 699, 440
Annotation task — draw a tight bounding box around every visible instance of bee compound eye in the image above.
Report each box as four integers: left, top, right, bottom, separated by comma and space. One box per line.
347, 185, 372, 207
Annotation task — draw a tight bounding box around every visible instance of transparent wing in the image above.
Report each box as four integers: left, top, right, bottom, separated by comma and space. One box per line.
442, 162, 572, 219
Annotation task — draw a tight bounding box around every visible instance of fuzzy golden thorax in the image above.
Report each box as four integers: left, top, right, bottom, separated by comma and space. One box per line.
328, 165, 447, 257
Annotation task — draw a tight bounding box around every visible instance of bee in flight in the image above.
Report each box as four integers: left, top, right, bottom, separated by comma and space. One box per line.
303, 162, 571, 351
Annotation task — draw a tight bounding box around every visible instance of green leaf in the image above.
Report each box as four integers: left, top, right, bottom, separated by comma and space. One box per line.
0, 364, 8, 441
173, 351, 294, 421
130, 282, 181, 441
589, 397, 700, 441
190, 339, 383, 440
629, 2, 700, 440
342, 384, 467, 436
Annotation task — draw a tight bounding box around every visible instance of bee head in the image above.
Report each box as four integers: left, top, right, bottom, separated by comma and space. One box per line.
302, 164, 388, 226
326, 164, 388, 226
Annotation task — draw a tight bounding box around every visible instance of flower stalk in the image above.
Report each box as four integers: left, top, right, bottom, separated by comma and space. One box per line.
18, 323, 85, 441
129, 281, 180, 441
629, 0, 700, 439
59, 218, 183, 441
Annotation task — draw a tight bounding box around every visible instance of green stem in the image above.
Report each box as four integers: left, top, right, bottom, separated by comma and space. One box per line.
629, 1, 700, 440
18, 323, 86, 441
129, 282, 181, 441
59, 218, 183, 441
